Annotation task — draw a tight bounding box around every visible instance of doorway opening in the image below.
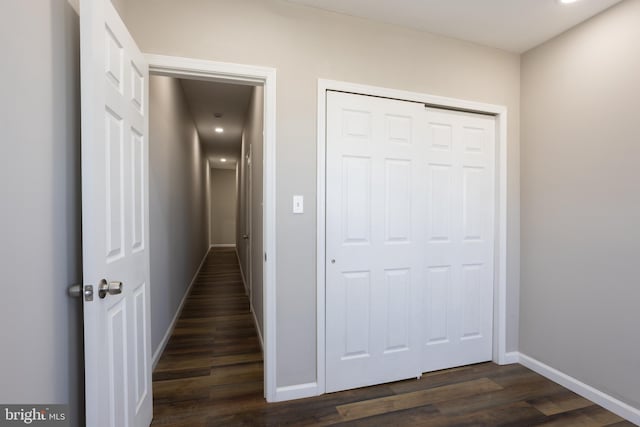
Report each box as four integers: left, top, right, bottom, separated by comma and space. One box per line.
145, 55, 277, 402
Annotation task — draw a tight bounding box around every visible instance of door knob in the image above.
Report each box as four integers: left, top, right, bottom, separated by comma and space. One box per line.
98, 279, 123, 299
242, 234, 249, 240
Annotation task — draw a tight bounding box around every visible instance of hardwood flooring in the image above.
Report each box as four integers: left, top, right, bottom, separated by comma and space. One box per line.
152, 248, 633, 426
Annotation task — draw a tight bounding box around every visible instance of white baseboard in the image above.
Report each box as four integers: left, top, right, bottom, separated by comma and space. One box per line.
234, 249, 264, 368
274, 382, 319, 402
502, 351, 520, 364
210, 243, 236, 248
235, 247, 249, 295
152, 249, 209, 369
518, 353, 640, 425
250, 302, 264, 352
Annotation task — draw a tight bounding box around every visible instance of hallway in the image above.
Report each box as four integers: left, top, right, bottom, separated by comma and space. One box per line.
151, 248, 631, 427
152, 248, 263, 425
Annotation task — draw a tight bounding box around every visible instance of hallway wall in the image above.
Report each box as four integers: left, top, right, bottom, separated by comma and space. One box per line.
149, 75, 210, 359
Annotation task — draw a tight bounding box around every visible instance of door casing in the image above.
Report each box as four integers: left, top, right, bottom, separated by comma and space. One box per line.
146, 54, 277, 402
246, 143, 253, 301
316, 79, 512, 398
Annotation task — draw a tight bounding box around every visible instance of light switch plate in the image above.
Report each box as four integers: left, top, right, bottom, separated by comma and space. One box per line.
293, 195, 304, 214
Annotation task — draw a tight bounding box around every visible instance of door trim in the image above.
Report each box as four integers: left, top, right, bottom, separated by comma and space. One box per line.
247, 143, 253, 304
316, 79, 511, 396
146, 54, 277, 402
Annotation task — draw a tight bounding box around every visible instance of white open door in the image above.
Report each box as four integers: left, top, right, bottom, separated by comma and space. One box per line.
80, 0, 152, 425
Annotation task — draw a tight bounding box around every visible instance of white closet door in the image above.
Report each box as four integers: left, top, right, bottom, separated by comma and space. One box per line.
421, 108, 495, 372
325, 92, 496, 393
325, 91, 425, 393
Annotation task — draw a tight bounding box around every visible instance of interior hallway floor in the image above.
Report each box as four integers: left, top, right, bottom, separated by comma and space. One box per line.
151, 248, 633, 426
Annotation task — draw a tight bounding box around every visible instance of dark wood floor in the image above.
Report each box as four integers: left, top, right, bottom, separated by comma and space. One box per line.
152, 248, 633, 427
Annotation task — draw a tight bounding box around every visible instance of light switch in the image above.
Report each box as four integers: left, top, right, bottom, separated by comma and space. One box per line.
293, 195, 304, 214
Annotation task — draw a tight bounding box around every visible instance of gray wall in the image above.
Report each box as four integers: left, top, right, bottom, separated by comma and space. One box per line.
149, 75, 209, 356
0, 1, 83, 425
110, 0, 127, 18
122, 0, 521, 387
210, 168, 237, 246
521, 0, 640, 409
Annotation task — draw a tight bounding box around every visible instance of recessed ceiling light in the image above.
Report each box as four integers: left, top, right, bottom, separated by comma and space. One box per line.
215, 127, 224, 133
220, 158, 227, 163
558, 0, 580, 4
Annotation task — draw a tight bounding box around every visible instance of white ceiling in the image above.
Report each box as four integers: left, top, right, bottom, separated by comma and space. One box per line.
286, 0, 623, 53
180, 79, 253, 170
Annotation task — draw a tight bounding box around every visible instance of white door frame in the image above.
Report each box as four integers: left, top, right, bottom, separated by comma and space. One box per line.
247, 143, 253, 301
206, 160, 212, 246
316, 79, 510, 395
146, 54, 277, 402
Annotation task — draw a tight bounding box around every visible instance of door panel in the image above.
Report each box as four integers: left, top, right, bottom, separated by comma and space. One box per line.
342, 156, 372, 244
383, 268, 411, 352
424, 266, 451, 345
81, 0, 152, 425
384, 160, 411, 242
342, 271, 371, 359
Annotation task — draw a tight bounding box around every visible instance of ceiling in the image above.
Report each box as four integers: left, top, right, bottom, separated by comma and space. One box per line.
180, 79, 253, 170
285, 0, 623, 53
177, 0, 622, 166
